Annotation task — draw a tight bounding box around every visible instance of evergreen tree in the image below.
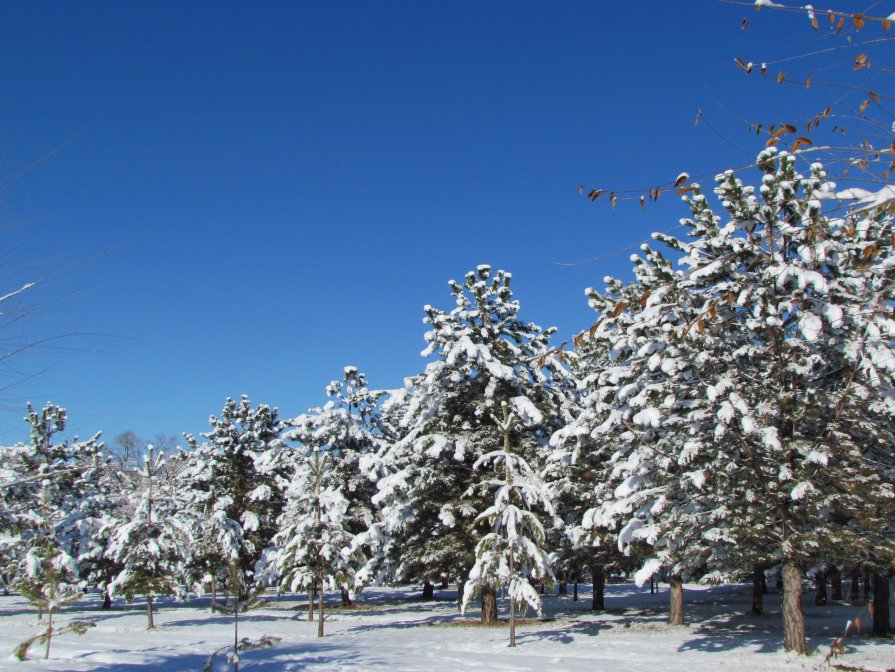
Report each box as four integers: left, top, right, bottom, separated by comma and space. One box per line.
566, 149, 895, 651
274, 448, 364, 637
179, 396, 286, 600
283, 367, 383, 604
461, 404, 555, 645
2, 403, 103, 658
371, 266, 570, 620
106, 444, 189, 629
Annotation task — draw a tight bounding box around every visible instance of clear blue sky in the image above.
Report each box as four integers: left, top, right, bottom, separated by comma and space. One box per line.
0, 1, 884, 445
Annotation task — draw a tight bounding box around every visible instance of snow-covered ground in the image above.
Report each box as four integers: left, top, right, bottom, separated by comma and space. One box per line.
1, 582, 893, 671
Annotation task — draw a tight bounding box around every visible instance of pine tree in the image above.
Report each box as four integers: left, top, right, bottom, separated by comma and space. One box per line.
371, 266, 569, 620
461, 403, 555, 645
2, 403, 103, 658
566, 149, 895, 651
283, 367, 383, 604
179, 396, 286, 601
106, 444, 189, 629
274, 448, 365, 637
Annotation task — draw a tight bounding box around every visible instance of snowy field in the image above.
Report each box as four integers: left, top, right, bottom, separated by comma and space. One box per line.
1, 582, 893, 671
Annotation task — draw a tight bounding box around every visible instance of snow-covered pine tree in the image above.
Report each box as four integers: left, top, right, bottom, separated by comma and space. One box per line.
2, 403, 103, 658
69, 443, 126, 611
283, 367, 383, 605
106, 444, 189, 629
371, 266, 570, 620
461, 403, 555, 645
179, 396, 285, 602
544, 348, 624, 612
274, 447, 365, 637
566, 149, 895, 651
554, 237, 721, 626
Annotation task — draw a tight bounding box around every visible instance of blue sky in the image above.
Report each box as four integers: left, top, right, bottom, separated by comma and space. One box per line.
0, 1, 885, 445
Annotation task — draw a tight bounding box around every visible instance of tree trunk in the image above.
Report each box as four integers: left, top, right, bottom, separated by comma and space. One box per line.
668, 575, 684, 625
814, 571, 827, 606
864, 570, 872, 602
509, 594, 516, 647
457, 580, 464, 611
440, 577, 449, 590
782, 559, 808, 654
211, 574, 218, 613
847, 568, 861, 602
509, 548, 516, 647
421, 580, 434, 600
573, 579, 578, 601
101, 588, 112, 610
308, 586, 315, 621
44, 607, 53, 659
591, 564, 605, 611
558, 578, 568, 595
752, 566, 764, 615
146, 593, 155, 630
480, 584, 498, 623
340, 586, 352, 607
830, 567, 843, 601
317, 574, 324, 637
872, 572, 891, 636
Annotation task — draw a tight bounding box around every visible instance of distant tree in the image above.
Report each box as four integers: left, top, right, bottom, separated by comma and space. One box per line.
106, 444, 189, 629
179, 396, 285, 600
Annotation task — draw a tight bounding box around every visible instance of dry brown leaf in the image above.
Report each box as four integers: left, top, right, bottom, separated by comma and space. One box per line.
853, 14, 865, 30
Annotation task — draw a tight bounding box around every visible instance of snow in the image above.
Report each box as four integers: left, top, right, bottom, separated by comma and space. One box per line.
510, 396, 544, 427
3, 582, 890, 671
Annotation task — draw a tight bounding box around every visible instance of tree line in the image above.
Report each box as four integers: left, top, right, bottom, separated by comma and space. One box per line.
1, 149, 893, 657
